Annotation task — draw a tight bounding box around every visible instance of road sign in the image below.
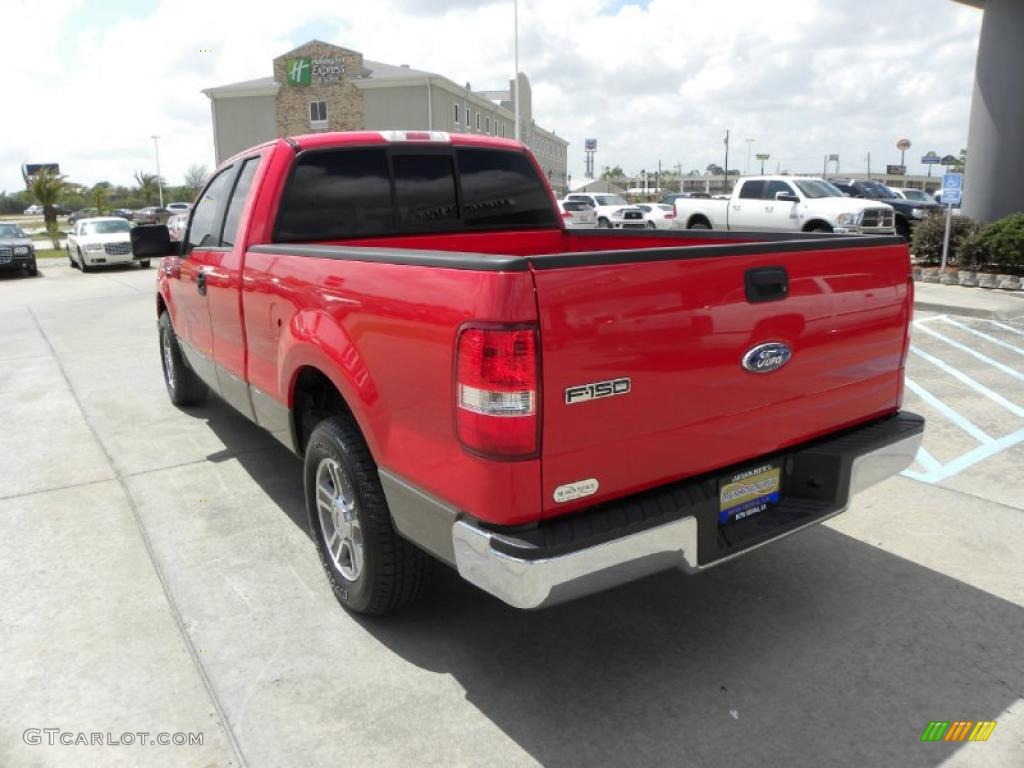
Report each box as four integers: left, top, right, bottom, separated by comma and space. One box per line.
921, 152, 941, 164
897, 139, 912, 151
942, 172, 963, 206
940, 154, 959, 166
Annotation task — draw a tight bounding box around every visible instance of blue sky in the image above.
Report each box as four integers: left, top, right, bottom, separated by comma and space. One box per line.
0, 0, 983, 194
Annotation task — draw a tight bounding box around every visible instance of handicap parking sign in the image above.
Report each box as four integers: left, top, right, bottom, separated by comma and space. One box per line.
942, 172, 963, 206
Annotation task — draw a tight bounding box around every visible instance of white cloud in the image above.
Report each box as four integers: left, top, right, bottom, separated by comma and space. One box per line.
0, 0, 981, 193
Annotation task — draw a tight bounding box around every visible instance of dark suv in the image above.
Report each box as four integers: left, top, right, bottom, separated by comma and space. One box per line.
829, 179, 940, 240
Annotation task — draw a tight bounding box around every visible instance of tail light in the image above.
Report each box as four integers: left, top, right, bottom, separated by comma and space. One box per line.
455, 326, 539, 459
664, 212, 676, 219
561, 211, 574, 220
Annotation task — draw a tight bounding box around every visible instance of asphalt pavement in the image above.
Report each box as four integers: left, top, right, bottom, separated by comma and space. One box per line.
1, 263, 1021, 768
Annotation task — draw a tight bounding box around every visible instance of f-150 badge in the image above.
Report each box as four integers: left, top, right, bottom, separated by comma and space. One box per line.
564, 377, 631, 405
742, 342, 792, 374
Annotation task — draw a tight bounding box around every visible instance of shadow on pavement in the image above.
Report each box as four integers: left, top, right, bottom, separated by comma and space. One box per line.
197, 398, 1024, 767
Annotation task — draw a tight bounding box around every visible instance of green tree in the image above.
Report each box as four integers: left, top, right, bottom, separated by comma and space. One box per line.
600, 165, 625, 181
183, 164, 209, 198
134, 170, 162, 205
28, 169, 70, 245
92, 182, 112, 214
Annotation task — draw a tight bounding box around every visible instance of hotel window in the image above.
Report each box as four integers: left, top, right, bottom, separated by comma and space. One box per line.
466, 109, 472, 130
309, 101, 328, 129
453, 103, 460, 125
485, 116, 491, 133
476, 113, 481, 131
500, 123, 505, 138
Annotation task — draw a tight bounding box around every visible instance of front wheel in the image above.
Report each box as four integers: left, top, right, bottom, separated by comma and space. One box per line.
28, 260, 37, 276
645, 221, 656, 230
305, 416, 429, 615
896, 219, 911, 242
158, 311, 207, 406
79, 248, 92, 273
598, 217, 611, 229
139, 260, 151, 269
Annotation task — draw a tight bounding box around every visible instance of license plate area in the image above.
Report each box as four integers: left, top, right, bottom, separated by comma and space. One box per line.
718, 461, 783, 525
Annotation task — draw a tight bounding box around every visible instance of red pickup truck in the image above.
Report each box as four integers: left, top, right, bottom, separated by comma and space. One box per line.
133, 131, 924, 615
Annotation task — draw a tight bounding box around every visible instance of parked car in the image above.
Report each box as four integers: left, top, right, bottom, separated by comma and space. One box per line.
557, 200, 597, 229
68, 207, 100, 225
562, 192, 632, 228
659, 192, 711, 205
167, 212, 189, 242
67, 217, 148, 272
829, 178, 940, 240
673, 176, 896, 235
133, 131, 923, 616
111, 208, 135, 220
0, 221, 37, 276
634, 203, 681, 229
132, 207, 173, 225
22, 204, 42, 215
166, 202, 192, 214
609, 206, 648, 229
888, 187, 936, 204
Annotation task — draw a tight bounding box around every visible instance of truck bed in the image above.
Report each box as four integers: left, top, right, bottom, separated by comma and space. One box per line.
247, 227, 911, 524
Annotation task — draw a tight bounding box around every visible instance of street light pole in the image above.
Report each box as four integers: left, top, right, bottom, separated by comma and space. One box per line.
723, 129, 730, 193
745, 138, 754, 175
513, 0, 520, 142
151, 135, 164, 208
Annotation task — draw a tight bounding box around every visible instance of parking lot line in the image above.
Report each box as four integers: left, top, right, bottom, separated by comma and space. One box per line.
909, 344, 1024, 418
904, 427, 1024, 485
939, 317, 1024, 356
913, 321, 1024, 381
980, 318, 1024, 337
904, 378, 993, 445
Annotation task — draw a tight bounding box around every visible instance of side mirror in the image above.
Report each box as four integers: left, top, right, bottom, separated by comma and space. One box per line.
131, 224, 178, 257
776, 192, 800, 203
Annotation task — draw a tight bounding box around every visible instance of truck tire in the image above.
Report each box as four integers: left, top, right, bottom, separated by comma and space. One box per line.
896, 217, 911, 241
806, 221, 833, 233
79, 248, 92, 273
688, 217, 711, 230
598, 217, 611, 228
140, 260, 151, 269
304, 415, 429, 615
158, 311, 207, 406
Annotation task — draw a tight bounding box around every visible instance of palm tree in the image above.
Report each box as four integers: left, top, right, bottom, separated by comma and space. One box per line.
92, 182, 111, 214
29, 169, 70, 248
134, 170, 161, 205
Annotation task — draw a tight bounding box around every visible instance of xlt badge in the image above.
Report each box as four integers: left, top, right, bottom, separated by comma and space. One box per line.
565, 377, 631, 405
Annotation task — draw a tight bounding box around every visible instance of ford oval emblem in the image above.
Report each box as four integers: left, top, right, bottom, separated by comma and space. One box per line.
742, 342, 792, 374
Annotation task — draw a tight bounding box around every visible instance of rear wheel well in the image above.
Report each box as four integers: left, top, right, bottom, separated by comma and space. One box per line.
803, 220, 833, 233
291, 367, 355, 455
687, 214, 711, 229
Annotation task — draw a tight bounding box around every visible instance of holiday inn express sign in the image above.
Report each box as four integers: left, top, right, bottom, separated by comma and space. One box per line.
285, 56, 345, 86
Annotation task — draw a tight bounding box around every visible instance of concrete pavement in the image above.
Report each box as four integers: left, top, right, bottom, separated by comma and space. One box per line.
1, 263, 1021, 767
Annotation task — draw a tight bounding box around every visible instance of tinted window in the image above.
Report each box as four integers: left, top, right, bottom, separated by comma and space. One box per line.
275, 149, 392, 241
457, 149, 557, 228
187, 168, 235, 252
739, 180, 765, 199
763, 180, 795, 199
393, 154, 459, 228
221, 157, 261, 247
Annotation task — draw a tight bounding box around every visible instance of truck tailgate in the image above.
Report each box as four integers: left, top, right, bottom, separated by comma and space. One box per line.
532, 241, 911, 518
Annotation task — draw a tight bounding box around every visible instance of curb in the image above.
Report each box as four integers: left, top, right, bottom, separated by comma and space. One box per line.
912, 300, 1017, 321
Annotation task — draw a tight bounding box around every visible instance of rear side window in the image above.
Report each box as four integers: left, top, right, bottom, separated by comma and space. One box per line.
393, 154, 459, 227
739, 180, 764, 199
458, 149, 557, 228
275, 149, 392, 241
221, 157, 261, 247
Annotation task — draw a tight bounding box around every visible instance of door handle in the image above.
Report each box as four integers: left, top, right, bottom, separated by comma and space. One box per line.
745, 266, 788, 303
765, 206, 774, 212
197, 270, 207, 296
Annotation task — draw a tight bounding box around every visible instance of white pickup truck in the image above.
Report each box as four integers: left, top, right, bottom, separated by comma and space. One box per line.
673, 176, 896, 235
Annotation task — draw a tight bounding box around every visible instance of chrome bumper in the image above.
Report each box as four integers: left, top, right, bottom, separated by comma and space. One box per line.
452, 417, 923, 610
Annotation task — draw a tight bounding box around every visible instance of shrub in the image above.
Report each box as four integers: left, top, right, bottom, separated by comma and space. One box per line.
964, 212, 1024, 269
910, 213, 981, 266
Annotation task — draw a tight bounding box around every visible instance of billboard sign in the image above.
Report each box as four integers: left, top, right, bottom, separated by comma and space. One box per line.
921, 151, 941, 164
886, 165, 907, 176
584, 138, 597, 151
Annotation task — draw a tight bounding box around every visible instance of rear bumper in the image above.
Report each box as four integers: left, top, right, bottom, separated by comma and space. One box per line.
451, 411, 924, 609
